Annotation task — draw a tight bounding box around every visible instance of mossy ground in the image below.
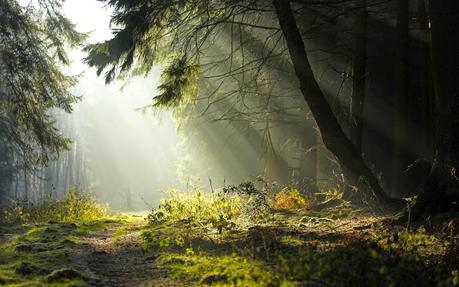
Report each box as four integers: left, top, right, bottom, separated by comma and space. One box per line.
141, 209, 459, 287
1, 206, 457, 286
0, 216, 140, 287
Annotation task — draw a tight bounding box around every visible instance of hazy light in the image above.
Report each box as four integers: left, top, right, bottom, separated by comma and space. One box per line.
61, 0, 182, 210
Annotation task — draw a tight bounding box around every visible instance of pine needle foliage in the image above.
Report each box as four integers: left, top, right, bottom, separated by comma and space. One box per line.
0, 0, 86, 170
83, 0, 266, 109
154, 57, 200, 108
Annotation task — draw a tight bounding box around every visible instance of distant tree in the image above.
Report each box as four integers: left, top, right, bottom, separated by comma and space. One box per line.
0, 0, 85, 199
85, 0, 401, 204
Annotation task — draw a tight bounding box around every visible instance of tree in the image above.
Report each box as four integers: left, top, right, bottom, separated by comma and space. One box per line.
349, 0, 367, 155
0, 0, 85, 199
392, 0, 409, 197
273, 0, 396, 203
84, 0, 399, 204
414, 0, 459, 215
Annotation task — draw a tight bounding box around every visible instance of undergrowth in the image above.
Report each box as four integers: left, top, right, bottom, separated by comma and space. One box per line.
0, 186, 108, 225
142, 182, 459, 287
148, 188, 242, 234
272, 187, 310, 210
147, 182, 311, 233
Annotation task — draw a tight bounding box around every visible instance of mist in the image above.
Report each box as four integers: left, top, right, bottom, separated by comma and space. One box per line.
59, 0, 184, 209
2, 0, 435, 211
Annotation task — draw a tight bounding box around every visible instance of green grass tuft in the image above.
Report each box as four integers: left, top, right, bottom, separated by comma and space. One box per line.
1, 187, 108, 225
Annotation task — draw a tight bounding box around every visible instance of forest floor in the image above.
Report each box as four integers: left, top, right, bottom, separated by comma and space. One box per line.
0, 214, 184, 286
70, 218, 182, 287
0, 208, 458, 286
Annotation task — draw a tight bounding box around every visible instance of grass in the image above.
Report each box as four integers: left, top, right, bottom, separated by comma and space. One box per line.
140, 186, 459, 287
1, 184, 457, 286
0, 187, 141, 287
140, 219, 458, 286
0, 187, 110, 286
148, 189, 243, 233
1, 187, 108, 225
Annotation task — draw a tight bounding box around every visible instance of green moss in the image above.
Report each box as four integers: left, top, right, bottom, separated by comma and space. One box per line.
141, 211, 458, 287
0, 213, 148, 286
372, 230, 448, 256
163, 253, 275, 286
113, 225, 142, 245
279, 235, 304, 247
73, 220, 105, 235
0, 220, 104, 287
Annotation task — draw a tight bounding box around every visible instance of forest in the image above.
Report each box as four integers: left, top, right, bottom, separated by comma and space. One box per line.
0, 0, 458, 286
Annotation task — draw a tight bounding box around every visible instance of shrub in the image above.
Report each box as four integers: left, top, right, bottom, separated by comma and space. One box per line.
222, 181, 270, 219
0, 186, 108, 225
272, 187, 309, 210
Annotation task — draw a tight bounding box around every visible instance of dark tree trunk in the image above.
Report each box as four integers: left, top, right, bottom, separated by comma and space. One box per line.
414, 0, 459, 216
350, 0, 367, 154
273, 0, 398, 204
417, 0, 434, 163
392, 0, 410, 197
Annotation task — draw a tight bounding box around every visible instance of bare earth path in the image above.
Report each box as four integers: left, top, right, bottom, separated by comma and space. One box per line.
71, 220, 182, 287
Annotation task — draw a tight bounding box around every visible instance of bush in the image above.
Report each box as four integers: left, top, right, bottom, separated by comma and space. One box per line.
0, 186, 108, 225
272, 187, 309, 210
222, 181, 270, 219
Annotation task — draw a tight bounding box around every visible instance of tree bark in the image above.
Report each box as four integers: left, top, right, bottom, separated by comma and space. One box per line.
350, 0, 367, 154
273, 0, 397, 204
392, 0, 410, 197
417, 0, 434, 164
415, 0, 459, 215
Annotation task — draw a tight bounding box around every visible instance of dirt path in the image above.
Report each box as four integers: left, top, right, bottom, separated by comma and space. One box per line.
71, 220, 182, 287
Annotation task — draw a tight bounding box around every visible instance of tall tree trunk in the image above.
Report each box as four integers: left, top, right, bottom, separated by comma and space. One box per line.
273, 0, 398, 204
350, 0, 367, 154
417, 0, 434, 179
415, 0, 459, 215
392, 0, 410, 197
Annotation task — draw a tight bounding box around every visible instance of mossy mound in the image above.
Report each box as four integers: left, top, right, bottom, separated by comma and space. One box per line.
46, 268, 86, 283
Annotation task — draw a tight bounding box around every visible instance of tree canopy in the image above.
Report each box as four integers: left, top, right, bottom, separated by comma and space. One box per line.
0, 0, 85, 186
85, 0, 399, 204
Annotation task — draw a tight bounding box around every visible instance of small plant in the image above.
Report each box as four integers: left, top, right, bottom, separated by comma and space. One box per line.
222, 181, 270, 219
272, 187, 309, 210
319, 188, 344, 202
